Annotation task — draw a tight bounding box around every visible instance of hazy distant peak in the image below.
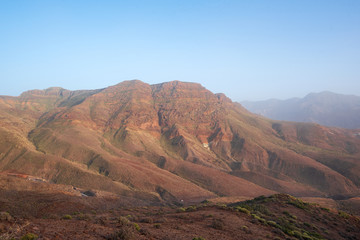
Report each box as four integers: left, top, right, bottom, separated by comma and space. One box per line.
242, 91, 360, 129
304, 91, 340, 99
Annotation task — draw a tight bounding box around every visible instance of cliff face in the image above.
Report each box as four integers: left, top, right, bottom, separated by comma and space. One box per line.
1, 80, 360, 203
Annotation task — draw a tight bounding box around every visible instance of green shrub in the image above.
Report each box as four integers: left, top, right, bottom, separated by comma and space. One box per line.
287, 198, 309, 210
292, 230, 302, 238
308, 231, 323, 239
107, 216, 138, 240
252, 204, 271, 215
193, 237, 206, 240
20, 233, 38, 240
211, 219, 225, 230
106, 227, 134, 240
321, 207, 330, 212
62, 214, 72, 220
233, 202, 271, 216
251, 214, 266, 224
118, 216, 130, 225
235, 207, 250, 215
177, 207, 186, 212
154, 223, 161, 229
254, 195, 267, 201
217, 204, 227, 209
303, 222, 311, 227
186, 206, 197, 212
275, 217, 297, 235
241, 225, 251, 234
133, 223, 140, 231
283, 211, 297, 219
267, 220, 277, 227
338, 211, 350, 219
302, 232, 314, 240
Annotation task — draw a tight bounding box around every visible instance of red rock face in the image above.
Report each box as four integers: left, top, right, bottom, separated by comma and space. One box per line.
1, 80, 360, 204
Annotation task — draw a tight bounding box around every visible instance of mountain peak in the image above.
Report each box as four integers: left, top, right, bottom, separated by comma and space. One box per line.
20, 87, 69, 97
151, 80, 205, 90
2, 80, 360, 209
108, 79, 148, 88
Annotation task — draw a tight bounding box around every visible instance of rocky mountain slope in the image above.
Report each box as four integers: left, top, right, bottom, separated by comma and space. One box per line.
241, 91, 360, 129
1, 81, 360, 204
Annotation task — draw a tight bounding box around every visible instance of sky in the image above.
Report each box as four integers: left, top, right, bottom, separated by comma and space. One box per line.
0, 0, 359, 101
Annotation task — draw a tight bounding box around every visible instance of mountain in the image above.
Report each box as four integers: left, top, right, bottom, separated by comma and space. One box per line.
1, 81, 360, 205
241, 91, 360, 129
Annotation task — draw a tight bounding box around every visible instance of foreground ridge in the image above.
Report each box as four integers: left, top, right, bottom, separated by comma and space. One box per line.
1, 179, 359, 240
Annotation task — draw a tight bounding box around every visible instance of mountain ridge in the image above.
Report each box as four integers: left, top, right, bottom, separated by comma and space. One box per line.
241, 91, 360, 129
1, 80, 360, 205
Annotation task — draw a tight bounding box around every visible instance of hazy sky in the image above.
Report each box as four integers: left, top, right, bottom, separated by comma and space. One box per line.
1, 0, 359, 101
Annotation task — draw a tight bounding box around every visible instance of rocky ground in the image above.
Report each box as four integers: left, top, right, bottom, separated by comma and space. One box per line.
1, 188, 360, 240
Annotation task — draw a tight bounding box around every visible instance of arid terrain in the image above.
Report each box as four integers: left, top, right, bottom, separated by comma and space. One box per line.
1, 80, 360, 239
1, 174, 360, 240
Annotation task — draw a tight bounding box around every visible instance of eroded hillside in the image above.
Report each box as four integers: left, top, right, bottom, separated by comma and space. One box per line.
1, 80, 360, 204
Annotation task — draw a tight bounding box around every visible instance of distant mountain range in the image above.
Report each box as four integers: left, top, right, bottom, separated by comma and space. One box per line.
241, 91, 360, 129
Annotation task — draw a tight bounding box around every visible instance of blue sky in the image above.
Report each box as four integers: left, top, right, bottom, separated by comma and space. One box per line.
0, 0, 359, 101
